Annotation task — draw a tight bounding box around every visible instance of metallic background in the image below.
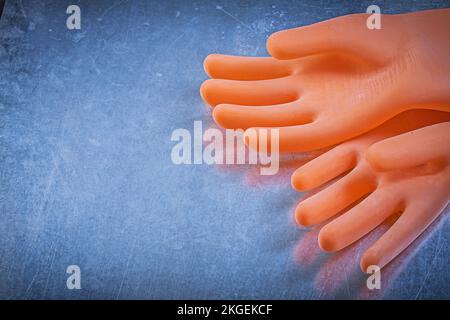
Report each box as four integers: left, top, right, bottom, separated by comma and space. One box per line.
0, 0, 449, 299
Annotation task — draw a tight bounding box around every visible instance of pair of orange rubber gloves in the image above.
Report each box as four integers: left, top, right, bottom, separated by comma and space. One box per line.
200, 9, 450, 271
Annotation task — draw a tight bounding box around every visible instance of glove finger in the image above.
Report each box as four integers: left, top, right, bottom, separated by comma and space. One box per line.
295, 166, 376, 226
318, 188, 400, 252
200, 77, 298, 107
291, 145, 356, 191
203, 54, 292, 80
213, 100, 314, 130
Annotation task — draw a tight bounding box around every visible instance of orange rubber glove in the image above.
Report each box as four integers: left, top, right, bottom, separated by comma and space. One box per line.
201, 9, 450, 151
291, 110, 450, 271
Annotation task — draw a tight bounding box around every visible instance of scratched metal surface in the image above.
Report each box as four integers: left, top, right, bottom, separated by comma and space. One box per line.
0, 0, 449, 300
